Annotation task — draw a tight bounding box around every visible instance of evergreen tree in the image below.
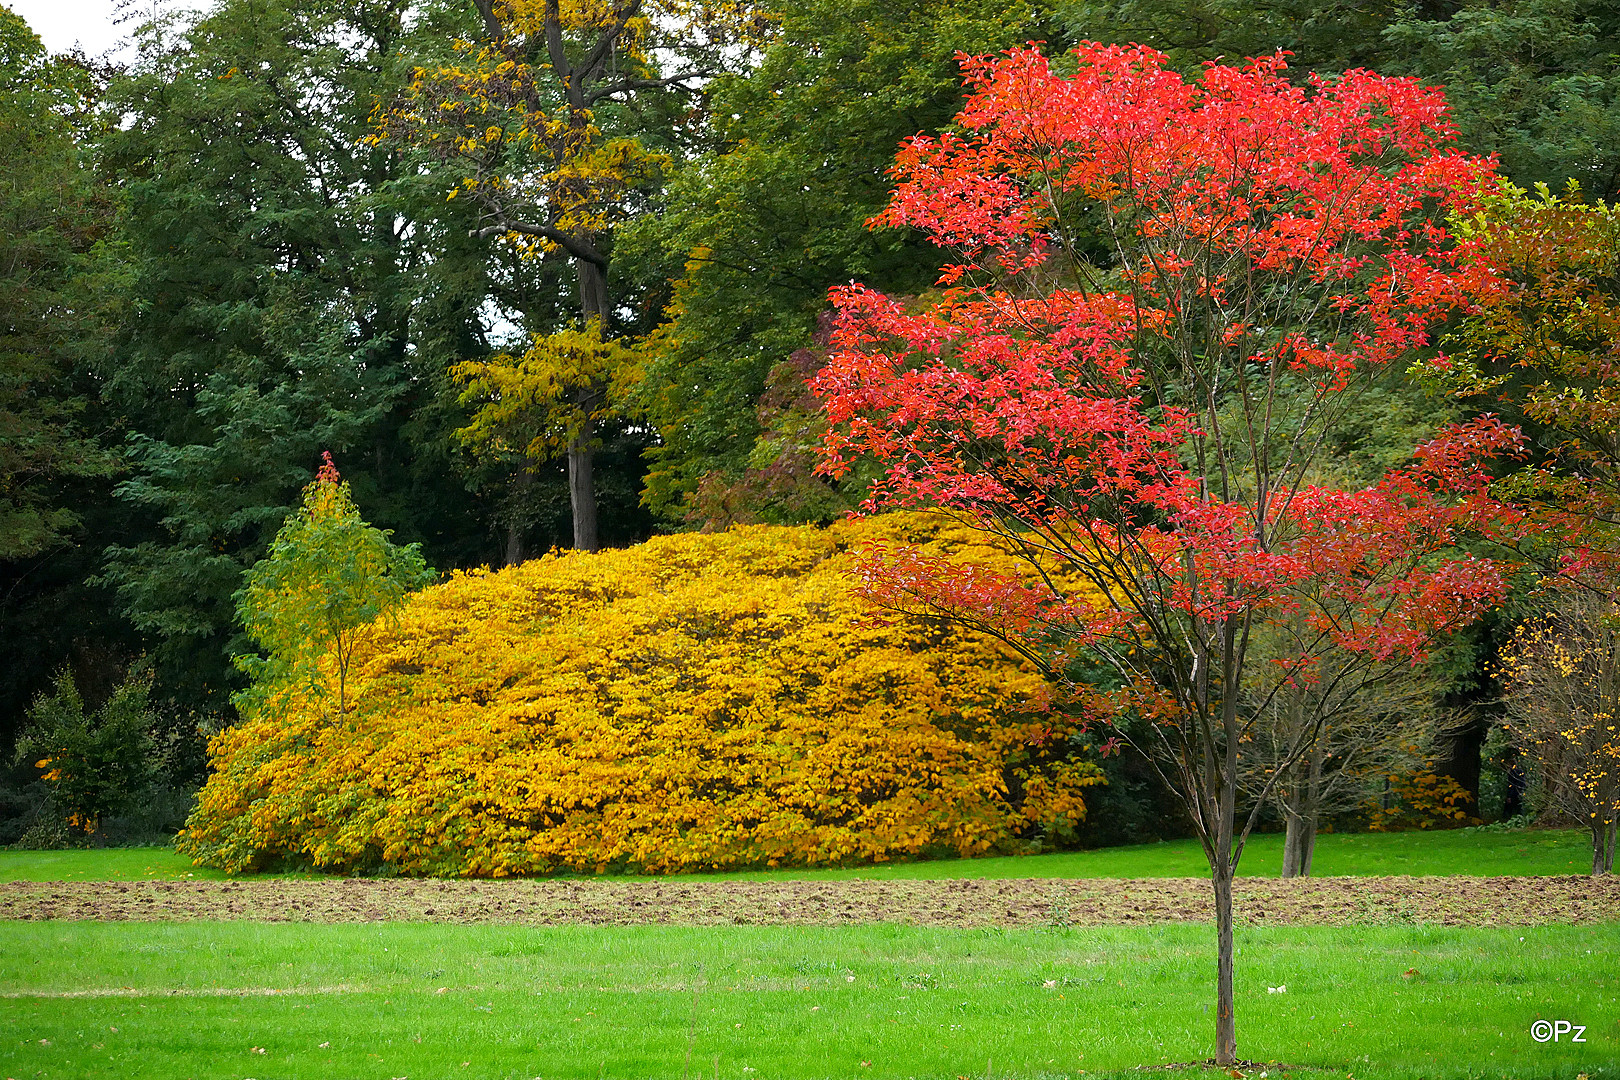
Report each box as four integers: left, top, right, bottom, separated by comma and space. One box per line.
96, 0, 494, 715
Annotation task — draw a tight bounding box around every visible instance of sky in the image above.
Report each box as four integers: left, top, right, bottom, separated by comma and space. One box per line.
7, 0, 129, 58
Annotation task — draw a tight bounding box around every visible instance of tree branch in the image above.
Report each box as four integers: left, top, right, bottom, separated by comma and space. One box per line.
473, 219, 607, 268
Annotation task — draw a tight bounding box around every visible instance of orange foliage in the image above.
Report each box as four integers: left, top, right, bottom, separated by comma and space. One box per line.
179, 514, 1104, 875
1366, 769, 1479, 832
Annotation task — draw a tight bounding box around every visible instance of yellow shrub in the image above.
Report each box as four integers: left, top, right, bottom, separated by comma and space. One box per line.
180, 514, 1104, 875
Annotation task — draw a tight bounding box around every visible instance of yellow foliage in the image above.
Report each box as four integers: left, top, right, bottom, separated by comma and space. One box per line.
451, 321, 639, 463
179, 515, 1104, 876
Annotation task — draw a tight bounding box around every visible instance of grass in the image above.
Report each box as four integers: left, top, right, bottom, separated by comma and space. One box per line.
0, 828, 1594, 883
0, 920, 1614, 1079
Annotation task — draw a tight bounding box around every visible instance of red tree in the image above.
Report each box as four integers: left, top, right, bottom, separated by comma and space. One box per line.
815, 43, 1524, 1066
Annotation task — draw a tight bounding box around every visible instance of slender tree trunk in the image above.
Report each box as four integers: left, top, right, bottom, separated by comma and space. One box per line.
1594, 823, 1606, 877
566, 253, 607, 553
1281, 807, 1311, 878
1212, 863, 1237, 1065
1213, 631, 1240, 1067
568, 424, 598, 552
1280, 744, 1320, 878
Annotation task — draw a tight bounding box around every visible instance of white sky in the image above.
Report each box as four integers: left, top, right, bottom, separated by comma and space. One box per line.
6, 0, 128, 59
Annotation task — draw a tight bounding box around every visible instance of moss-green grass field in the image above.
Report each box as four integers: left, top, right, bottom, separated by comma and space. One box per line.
1, 920, 1615, 1079
1, 829, 1613, 1079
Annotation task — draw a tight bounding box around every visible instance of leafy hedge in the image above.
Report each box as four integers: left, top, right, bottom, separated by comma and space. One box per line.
179, 514, 1103, 875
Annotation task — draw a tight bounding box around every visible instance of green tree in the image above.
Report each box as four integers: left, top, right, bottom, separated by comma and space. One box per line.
1054, 0, 1405, 74
1386, 0, 1620, 196
235, 454, 434, 719
95, 0, 495, 714
619, 0, 1059, 523
0, 6, 137, 752
0, 7, 119, 560
15, 668, 155, 836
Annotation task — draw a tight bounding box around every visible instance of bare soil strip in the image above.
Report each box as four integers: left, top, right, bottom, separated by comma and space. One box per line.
1, 875, 1616, 927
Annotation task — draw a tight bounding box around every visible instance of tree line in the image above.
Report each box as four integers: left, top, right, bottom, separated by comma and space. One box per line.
3, 0, 1619, 838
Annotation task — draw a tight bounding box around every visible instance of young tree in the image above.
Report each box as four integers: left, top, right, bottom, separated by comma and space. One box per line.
235, 454, 434, 720
815, 44, 1520, 1065
1498, 594, 1620, 874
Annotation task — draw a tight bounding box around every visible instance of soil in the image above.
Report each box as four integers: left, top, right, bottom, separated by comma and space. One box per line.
1, 875, 1616, 927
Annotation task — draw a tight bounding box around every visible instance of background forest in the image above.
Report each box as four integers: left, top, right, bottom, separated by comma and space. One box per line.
3, 0, 1618, 848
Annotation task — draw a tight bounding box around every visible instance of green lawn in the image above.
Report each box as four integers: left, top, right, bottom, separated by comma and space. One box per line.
0, 920, 1613, 1079
0, 828, 1593, 882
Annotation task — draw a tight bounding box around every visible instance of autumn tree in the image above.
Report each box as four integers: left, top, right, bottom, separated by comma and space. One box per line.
1498, 593, 1620, 874
451, 322, 641, 562
1427, 182, 1620, 577
815, 44, 1520, 1065
234, 454, 434, 721
378, 0, 755, 552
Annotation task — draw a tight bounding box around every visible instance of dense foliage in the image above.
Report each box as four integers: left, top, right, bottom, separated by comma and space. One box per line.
180, 514, 1104, 874
4, 0, 1620, 862
14, 669, 155, 836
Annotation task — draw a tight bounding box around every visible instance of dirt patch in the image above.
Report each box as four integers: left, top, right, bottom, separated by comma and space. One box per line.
0, 875, 1615, 927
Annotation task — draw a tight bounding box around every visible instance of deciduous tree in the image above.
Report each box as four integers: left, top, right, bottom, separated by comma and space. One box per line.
815, 43, 1520, 1065
1498, 592, 1620, 874
377, 0, 751, 550
234, 454, 434, 720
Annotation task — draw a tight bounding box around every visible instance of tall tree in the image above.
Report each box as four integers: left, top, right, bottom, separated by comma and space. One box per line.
1386, 0, 1620, 196
815, 44, 1521, 1064
620, 0, 1058, 523
97, 0, 492, 715
0, 6, 129, 743
380, 0, 743, 551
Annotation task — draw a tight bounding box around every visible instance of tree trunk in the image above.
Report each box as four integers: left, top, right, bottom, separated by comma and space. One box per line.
568, 425, 598, 552
503, 521, 526, 566
503, 467, 533, 566
1597, 819, 1617, 875
1280, 737, 1323, 877
1212, 866, 1237, 1065
565, 253, 608, 553
1282, 810, 1316, 878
